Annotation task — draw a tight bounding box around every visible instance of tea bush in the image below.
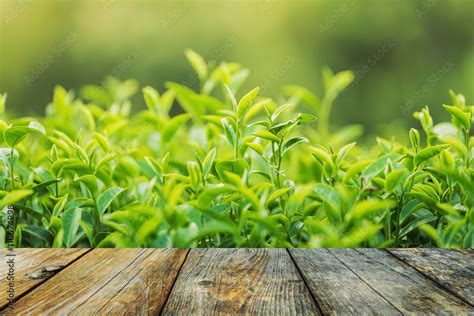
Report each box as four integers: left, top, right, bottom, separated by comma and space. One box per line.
1, 50, 472, 248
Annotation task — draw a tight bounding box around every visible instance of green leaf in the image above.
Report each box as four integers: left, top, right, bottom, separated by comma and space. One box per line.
32, 179, 62, 193
414, 144, 449, 166
142, 86, 160, 113
361, 153, 402, 183
266, 187, 291, 206
313, 183, 341, 222
62, 208, 81, 247
409, 128, 420, 150
313, 184, 340, 211
271, 103, 295, 122
198, 185, 234, 207
400, 200, 425, 224
297, 113, 317, 124
162, 114, 190, 143
253, 130, 280, 143
94, 132, 110, 153
269, 119, 299, 135
167, 82, 226, 117
28, 121, 46, 135
4, 122, 46, 147
311, 147, 336, 178
245, 142, 264, 156
97, 187, 125, 215
95, 153, 117, 173
237, 87, 260, 119
336, 142, 356, 165
347, 199, 395, 221
187, 161, 201, 187
282, 85, 321, 111
12, 203, 43, 218
52, 229, 64, 248
185, 49, 208, 80
439, 150, 454, 172
75, 175, 99, 194
400, 215, 437, 238
53, 194, 69, 217
145, 156, 162, 177
224, 84, 238, 111
22, 226, 52, 245
202, 148, 217, 178
324, 69, 354, 100
0, 93, 6, 114
221, 117, 238, 147
443, 104, 471, 130
215, 159, 249, 181
282, 137, 309, 157
385, 168, 407, 193
0, 190, 33, 209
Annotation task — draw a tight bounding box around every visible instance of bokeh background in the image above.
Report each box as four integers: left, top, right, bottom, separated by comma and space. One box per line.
1, 0, 473, 137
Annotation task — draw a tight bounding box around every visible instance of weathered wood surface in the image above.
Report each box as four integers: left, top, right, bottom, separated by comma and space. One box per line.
0, 248, 472, 315
289, 249, 400, 315
328, 249, 472, 314
0, 248, 89, 310
162, 249, 320, 315
2, 249, 188, 315
389, 248, 474, 305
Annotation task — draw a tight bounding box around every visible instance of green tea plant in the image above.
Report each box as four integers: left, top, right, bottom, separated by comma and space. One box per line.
0, 50, 472, 248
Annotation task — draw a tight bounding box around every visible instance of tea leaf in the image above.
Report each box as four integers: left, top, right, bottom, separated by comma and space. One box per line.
97, 187, 126, 215
0, 190, 33, 209
202, 148, 217, 179
282, 137, 309, 157
443, 104, 471, 130
185, 49, 208, 80
253, 130, 280, 143
414, 144, 450, 166
237, 87, 260, 119
221, 117, 238, 147
62, 207, 81, 247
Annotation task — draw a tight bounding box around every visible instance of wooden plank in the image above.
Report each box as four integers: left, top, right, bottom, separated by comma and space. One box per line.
2, 249, 188, 315
0, 249, 90, 310
329, 249, 473, 314
389, 248, 474, 305
162, 248, 320, 315
289, 249, 401, 314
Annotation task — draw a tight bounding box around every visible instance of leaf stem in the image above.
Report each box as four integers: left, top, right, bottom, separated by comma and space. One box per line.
10, 147, 15, 191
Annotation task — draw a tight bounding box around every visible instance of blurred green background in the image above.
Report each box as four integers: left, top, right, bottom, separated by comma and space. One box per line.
1, 0, 473, 136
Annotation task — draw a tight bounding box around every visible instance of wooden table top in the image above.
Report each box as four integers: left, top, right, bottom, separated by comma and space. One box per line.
0, 248, 472, 315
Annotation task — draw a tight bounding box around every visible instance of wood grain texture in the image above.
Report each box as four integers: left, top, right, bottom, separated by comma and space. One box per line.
389, 248, 474, 305
329, 249, 473, 314
2, 249, 188, 316
162, 248, 320, 315
0, 248, 89, 309
289, 249, 401, 315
